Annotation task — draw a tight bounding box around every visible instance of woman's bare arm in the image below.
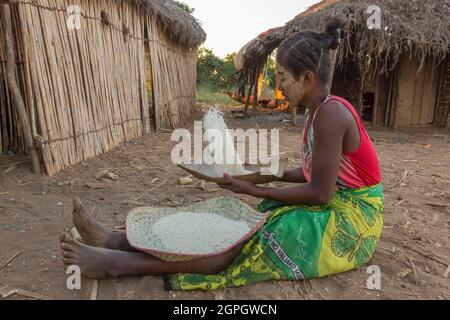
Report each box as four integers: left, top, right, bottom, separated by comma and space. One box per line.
279, 167, 307, 183
220, 101, 349, 206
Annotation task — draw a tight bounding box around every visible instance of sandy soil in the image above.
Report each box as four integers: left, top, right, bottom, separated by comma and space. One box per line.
0, 105, 449, 300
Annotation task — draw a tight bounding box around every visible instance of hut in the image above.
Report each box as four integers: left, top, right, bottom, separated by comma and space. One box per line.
237, 0, 450, 128
0, 0, 206, 175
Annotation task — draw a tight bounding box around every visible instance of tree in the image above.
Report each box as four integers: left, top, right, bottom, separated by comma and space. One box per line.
265, 54, 276, 90
195, 48, 279, 93
220, 53, 238, 90
196, 48, 240, 91
196, 47, 223, 89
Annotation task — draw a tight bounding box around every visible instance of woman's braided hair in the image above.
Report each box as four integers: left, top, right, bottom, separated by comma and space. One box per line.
277, 18, 346, 84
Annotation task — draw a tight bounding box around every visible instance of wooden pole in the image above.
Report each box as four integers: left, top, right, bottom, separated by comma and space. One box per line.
252, 68, 259, 113
357, 73, 365, 117
1, 4, 40, 174
244, 69, 256, 114
291, 105, 298, 127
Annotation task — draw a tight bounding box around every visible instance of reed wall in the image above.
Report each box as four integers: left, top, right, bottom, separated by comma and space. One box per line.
0, 0, 198, 175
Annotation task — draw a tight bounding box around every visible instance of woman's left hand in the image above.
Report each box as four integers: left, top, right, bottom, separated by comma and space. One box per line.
218, 173, 257, 195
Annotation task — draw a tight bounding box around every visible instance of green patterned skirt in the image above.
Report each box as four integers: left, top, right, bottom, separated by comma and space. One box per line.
165, 184, 384, 291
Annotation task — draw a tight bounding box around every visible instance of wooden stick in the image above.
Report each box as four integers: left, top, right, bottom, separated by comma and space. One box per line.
0, 160, 29, 168
0, 250, 22, 272
309, 280, 327, 300
90, 280, 98, 300
1, 4, 40, 174
0, 17, 10, 154
385, 169, 417, 190
0, 205, 33, 214
394, 199, 409, 207
252, 68, 259, 113
20, 3, 50, 173
148, 179, 166, 192
244, 70, 256, 114
407, 256, 420, 286
389, 238, 449, 267
1, 165, 16, 175
426, 202, 450, 209
444, 264, 450, 278
0, 285, 52, 300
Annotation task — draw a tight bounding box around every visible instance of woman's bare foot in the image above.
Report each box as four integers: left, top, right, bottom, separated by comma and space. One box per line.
60, 231, 121, 279
72, 198, 133, 251
59, 231, 178, 279
59, 231, 246, 279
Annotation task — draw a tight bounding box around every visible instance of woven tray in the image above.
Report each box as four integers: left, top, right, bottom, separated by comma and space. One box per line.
126, 197, 270, 262
178, 160, 287, 184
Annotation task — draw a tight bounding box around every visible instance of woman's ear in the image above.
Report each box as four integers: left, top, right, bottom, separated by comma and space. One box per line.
302, 71, 315, 89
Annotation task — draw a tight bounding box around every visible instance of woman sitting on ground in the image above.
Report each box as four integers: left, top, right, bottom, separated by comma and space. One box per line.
60, 19, 384, 291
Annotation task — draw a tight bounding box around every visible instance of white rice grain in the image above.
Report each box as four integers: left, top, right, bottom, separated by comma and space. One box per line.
202, 107, 247, 176
148, 212, 251, 254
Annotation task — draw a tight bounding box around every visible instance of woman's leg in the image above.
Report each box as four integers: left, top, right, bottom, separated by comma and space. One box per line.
71, 198, 136, 251
60, 232, 243, 279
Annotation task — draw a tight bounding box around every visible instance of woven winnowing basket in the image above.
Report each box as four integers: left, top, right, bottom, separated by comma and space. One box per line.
126, 197, 270, 262
178, 160, 287, 185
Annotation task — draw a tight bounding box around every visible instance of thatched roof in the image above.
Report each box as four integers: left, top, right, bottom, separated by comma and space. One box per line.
240, 0, 450, 82
130, 0, 206, 48
289, 0, 449, 73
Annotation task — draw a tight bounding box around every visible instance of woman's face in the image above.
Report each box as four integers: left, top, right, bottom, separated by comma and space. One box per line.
276, 64, 308, 106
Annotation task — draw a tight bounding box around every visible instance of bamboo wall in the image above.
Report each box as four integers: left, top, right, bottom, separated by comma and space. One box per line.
0, 0, 198, 175
435, 56, 450, 127
0, 8, 26, 155
145, 16, 197, 130
395, 55, 440, 127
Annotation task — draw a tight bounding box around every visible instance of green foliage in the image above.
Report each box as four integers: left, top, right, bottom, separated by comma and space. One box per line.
197, 47, 224, 89
174, 1, 195, 14
197, 86, 242, 106
265, 54, 277, 90
196, 47, 238, 91
196, 48, 277, 103
221, 52, 238, 90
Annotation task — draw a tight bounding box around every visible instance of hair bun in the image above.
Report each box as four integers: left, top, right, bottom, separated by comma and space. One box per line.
325, 18, 346, 50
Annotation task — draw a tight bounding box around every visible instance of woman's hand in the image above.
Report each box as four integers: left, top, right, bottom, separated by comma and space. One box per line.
217, 173, 257, 195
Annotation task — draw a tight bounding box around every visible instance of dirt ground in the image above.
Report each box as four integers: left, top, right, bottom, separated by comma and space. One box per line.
1, 105, 449, 300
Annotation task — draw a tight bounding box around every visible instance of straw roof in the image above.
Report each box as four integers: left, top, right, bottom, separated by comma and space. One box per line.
240, 0, 450, 81
130, 0, 206, 48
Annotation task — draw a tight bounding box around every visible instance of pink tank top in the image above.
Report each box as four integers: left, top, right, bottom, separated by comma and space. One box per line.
301, 95, 381, 189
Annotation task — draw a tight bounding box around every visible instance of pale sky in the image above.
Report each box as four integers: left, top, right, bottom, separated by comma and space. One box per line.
183, 0, 319, 58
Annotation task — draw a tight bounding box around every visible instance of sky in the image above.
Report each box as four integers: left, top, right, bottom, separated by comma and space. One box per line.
183, 0, 319, 58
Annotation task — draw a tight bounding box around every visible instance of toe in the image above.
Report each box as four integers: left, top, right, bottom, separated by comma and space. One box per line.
65, 232, 76, 245
59, 231, 69, 242
62, 250, 74, 258
63, 257, 75, 265
61, 231, 78, 247
73, 198, 83, 212
60, 242, 73, 251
